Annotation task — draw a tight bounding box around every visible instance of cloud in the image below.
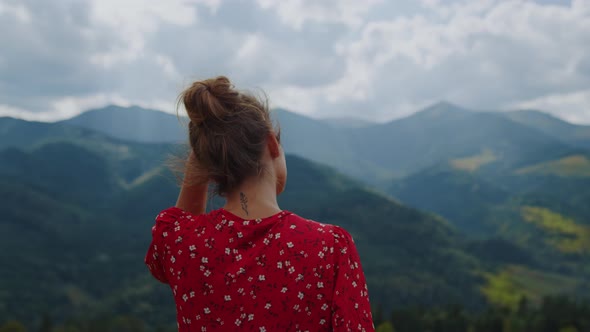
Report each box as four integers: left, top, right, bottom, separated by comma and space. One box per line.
510, 88, 590, 124
315, 0, 590, 122
256, 0, 383, 29
0, 0, 589, 124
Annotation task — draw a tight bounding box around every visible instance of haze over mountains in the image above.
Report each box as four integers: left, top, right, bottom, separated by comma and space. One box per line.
1, 102, 590, 328
58, 102, 590, 183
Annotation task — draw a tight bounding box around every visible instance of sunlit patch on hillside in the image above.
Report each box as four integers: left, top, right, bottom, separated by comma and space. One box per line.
450, 149, 497, 172
515, 155, 590, 177
119, 166, 165, 189
480, 265, 580, 310
521, 206, 590, 254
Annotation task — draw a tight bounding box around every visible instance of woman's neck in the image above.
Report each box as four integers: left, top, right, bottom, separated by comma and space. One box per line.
223, 177, 280, 220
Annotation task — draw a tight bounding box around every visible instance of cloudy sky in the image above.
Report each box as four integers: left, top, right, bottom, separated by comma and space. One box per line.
0, 0, 589, 124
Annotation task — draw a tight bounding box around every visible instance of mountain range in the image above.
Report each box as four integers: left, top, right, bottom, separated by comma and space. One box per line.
59, 103, 590, 184
1, 102, 590, 328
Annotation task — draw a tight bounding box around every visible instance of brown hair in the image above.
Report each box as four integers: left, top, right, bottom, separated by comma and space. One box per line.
177, 76, 277, 196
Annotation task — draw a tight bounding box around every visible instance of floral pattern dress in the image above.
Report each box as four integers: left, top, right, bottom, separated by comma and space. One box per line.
145, 207, 374, 331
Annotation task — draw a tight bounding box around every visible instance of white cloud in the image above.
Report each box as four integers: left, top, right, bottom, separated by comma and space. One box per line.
315, 0, 590, 120
510, 89, 590, 124
0, 0, 589, 125
256, 0, 383, 29
0, 1, 31, 23
88, 0, 200, 68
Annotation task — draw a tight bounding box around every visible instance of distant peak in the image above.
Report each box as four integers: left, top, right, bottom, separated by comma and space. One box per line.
415, 101, 469, 118
90, 104, 159, 113
426, 101, 464, 111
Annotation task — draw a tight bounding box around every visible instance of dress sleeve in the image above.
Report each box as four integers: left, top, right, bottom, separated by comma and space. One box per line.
330, 226, 375, 332
145, 207, 181, 284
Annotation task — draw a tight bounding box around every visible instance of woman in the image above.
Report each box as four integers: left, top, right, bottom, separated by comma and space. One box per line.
145, 76, 374, 331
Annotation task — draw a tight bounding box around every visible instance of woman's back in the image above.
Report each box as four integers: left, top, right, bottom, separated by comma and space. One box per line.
146, 207, 373, 331
145, 76, 374, 331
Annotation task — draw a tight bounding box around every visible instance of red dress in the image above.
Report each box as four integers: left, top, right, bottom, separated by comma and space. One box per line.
146, 207, 374, 332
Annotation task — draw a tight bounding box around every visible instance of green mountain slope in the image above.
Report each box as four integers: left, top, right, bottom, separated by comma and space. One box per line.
0, 117, 108, 150
60, 105, 187, 143
390, 165, 509, 235
351, 102, 574, 179
49, 103, 580, 186
0, 121, 486, 326
388, 159, 590, 304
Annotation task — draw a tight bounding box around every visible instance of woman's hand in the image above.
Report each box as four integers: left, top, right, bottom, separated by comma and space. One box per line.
175, 151, 209, 215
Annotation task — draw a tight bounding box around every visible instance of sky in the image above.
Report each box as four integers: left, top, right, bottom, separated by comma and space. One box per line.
0, 0, 589, 124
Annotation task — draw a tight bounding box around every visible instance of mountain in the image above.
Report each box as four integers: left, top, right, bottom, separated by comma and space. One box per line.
389, 164, 509, 235
51, 103, 581, 187
3, 109, 589, 328
349, 102, 575, 180
274, 109, 392, 182
58, 106, 389, 182
0, 116, 174, 186
321, 116, 376, 128
388, 154, 590, 304
0, 116, 109, 150
502, 110, 590, 149
0, 119, 486, 326
60, 105, 187, 143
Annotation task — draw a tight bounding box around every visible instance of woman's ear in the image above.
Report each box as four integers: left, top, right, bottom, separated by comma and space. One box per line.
267, 133, 281, 159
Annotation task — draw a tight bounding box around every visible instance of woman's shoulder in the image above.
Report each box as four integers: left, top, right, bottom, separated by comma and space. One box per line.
283, 213, 354, 243
153, 206, 192, 224
154, 206, 219, 223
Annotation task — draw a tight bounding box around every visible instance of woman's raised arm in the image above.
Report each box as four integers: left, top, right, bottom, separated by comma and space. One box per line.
175, 151, 209, 215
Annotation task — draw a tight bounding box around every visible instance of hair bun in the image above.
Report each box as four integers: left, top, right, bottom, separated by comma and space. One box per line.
176, 75, 276, 196
181, 76, 239, 126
